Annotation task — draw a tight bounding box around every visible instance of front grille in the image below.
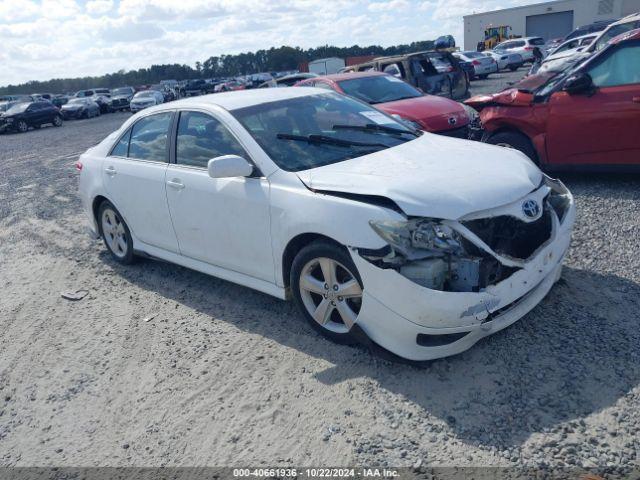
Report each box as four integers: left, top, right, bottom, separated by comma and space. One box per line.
462, 204, 552, 260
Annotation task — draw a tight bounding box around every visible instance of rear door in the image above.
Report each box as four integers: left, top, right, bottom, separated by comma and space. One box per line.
102, 111, 179, 252
545, 41, 640, 166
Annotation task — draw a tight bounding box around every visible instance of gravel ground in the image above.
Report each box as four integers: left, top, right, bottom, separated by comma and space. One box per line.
0, 72, 639, 474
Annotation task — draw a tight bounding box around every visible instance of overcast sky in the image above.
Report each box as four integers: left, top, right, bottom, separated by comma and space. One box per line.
1, 0, 551, 86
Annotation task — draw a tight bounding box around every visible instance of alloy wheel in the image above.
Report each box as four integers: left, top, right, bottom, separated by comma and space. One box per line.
17, 121, 28, 133
298, 257, 362, 333
101, 208, 129, 258
53, 116, 62, 126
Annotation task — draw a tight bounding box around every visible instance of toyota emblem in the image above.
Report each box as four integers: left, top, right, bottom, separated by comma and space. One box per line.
522, 199, 541, 219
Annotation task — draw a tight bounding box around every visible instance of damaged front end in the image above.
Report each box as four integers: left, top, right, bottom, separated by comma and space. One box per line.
359, 175, 572, 294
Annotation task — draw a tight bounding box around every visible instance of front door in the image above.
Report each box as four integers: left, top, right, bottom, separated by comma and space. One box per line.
102, 111, 179, 252
545, 40, 640, 166
165, 110, 274, 282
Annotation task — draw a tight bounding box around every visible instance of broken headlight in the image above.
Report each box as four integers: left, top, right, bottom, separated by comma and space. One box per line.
369, 218, 462, 260
544, 175, 571, 223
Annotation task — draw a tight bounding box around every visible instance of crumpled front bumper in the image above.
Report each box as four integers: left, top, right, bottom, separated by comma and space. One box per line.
351, 189, 576, 361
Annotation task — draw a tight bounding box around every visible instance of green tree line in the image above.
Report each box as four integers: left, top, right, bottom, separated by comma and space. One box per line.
0, 40, 434, 95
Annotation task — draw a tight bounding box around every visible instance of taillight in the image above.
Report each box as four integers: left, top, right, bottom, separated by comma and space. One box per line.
524, 46, 534, 51
75, 161, 83, 171
472, 60, 481, 65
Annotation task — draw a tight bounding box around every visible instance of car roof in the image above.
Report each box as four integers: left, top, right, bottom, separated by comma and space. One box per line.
165, 87, 329, 111
559, 33, 597, 44
316, 71, 387, 82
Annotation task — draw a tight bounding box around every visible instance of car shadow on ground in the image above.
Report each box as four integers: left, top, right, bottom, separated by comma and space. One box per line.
107, 250, 640, 449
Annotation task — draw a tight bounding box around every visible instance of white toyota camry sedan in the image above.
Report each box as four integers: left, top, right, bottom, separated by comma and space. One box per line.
78, 88, 575, 361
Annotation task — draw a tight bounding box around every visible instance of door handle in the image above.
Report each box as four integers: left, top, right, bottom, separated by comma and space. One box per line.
167, 179, 185, 190
105, 166, 116, 176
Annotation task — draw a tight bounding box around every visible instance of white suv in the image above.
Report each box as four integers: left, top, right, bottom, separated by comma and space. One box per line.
493, 37, 546, 62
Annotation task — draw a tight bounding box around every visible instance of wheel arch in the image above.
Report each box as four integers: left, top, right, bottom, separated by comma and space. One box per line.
281, 233, 345, 289
484, 127, 540, 163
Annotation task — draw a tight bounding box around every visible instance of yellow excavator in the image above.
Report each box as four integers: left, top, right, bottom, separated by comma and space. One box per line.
477, 25, 519, 51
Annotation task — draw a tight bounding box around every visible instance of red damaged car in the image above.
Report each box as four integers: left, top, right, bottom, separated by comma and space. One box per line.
296, 72, 471, 138
466, 29, 640, 170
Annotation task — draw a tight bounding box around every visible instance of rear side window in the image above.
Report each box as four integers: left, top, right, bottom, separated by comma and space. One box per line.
530, 38, 545, 45
127, 112, 173, 162
110, 128, 131, 157
176, 111, 247, 168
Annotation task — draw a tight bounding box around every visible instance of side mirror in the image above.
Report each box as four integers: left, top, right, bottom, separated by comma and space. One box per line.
207, 155, 254, 179
563, 73, 594, 95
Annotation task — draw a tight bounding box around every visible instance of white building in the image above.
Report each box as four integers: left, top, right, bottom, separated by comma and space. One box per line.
463, 0, 640, 50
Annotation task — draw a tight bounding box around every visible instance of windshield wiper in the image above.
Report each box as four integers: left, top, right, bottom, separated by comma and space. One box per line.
332, 123, 420, 137
276, 133, 388, 148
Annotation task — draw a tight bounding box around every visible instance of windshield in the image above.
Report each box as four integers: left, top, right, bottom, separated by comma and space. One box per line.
337, 75, 421, 104
0, 102, 17, 112
231, 93, 416, 172
594, 21, 639, 50
535, 56, 592, 97
508, 54, 587, 95
5, 103, 30, 114
111, 88, 133, 96
135, 91, 155, 98
68, 98, 88, 105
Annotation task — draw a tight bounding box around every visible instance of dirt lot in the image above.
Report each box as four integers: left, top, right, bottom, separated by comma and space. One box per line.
1, 70, 639, 472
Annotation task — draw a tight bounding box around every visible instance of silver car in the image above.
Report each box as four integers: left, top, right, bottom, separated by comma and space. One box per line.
454, 51, 498, 79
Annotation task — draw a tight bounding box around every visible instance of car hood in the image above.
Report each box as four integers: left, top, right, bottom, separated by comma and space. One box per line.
377, 95, 469, 132
465, 88, 535, 110
295, 133, 542, 220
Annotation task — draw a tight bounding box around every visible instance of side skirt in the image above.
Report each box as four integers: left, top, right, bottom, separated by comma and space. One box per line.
133, 240, 287, 300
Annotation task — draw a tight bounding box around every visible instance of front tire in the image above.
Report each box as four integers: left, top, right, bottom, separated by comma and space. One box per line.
98, 201, 135, 264
17, 120, 28, 133
486, 131, 537, 162
53, 115, 63, 126
509, 65, 518, 71
290, 241, 363, 344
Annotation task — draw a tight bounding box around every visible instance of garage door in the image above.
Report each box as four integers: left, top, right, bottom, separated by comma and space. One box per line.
526, 10, 574, 41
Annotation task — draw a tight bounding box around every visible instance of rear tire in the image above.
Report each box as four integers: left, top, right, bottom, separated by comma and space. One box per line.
509, 65, 518, 71
17, 120, 28, 133
479, 74, 489, 79
486, 131, 537, 162
98, 201, 136, 265
290, 241, 363, 345
53, 115, 62, 127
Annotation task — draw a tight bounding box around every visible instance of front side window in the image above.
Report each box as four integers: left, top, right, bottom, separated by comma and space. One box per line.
128, 112, 172, 162
338, 75, 421, 104
588, 43, 640, 87
176, 111, 247, 168
231, 93, 417, 172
